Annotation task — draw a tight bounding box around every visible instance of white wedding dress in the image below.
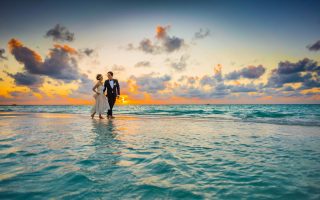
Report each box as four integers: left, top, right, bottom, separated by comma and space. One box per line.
91, 85, 110, 115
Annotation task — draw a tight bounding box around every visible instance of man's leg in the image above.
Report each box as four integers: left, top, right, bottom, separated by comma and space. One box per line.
107, 97, 114, 117
110, 98, 116, 116
108, 96, 115, 117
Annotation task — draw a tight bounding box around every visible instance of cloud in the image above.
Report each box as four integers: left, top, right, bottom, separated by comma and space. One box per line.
281, 85, 295, 91
126, 25, 185, 54
122, 60, 318, 101
224, 71, 241, 80
173, 86, 206, 98
172, 65, 237, 99
267, 58, 320, 89
156, 25, 170, 39
157, 25, 185, 52
8, 38, 43, 72
138, 38, 161, 54
134, 61, 151, 68
170, 64, 267, 100
171, 60, 317, 100
229, 83, 260, 93
277, 58, 319, 74
45, 24, 75, 42
162, 36, 184, 53
168, 54, 190, 71
72, 73, 95, 95
111, 64, 126, 72
6, 38, 95, 97
4, 71, 43, 91
5, 71, 43, 86
193, 28, 210, 40
300, 75, 320, 89
81, 48, 94, 56
178, 75, 199, 85
200, 75, 216, 86
9, 91, 26, 97
173, 81, 230, 99
9, 38, 80, 82
130, 73, 171, 93
0, 48, 7, 60
126, 43, 135, 51
307, 40, 320, 51
199, 64, 224, 87
267, 70, 304, 88
225, 65, 266, 80
53, 44, 77, 54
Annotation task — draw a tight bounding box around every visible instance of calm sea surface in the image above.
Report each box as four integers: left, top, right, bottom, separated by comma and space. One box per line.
0, 105, 319, 199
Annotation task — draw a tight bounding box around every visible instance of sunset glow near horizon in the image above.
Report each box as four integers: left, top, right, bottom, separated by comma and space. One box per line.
0, 0, 320, 105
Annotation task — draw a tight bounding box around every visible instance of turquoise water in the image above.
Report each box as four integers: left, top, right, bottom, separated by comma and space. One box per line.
1, 104, 320, 126
0, 105, 320, 199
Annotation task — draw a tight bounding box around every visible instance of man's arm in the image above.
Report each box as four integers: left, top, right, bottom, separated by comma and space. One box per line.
116, 79, 120, 96
103, 80, 107, 93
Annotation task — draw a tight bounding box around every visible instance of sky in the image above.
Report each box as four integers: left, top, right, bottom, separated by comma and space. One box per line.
0, 0, 320, 105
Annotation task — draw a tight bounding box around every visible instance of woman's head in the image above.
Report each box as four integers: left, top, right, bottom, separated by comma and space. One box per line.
96, 74, 103, 81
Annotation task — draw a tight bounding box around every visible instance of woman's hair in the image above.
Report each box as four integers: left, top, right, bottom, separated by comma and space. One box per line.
96, 74, 102, 80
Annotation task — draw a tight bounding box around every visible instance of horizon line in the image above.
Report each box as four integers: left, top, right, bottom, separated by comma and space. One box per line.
1, 103, 320, 106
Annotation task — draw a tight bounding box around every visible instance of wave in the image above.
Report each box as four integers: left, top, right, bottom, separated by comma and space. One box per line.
1, 105, 319, 126
244, 110, 296, 118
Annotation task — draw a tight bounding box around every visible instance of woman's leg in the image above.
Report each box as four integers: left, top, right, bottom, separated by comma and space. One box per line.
91, 112, 96, 118
99, 113, 104, 119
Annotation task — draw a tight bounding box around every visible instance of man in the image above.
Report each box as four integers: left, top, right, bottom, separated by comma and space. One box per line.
103, 71, 120, 119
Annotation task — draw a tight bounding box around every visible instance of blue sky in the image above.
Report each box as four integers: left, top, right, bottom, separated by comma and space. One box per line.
0, 0, 320, 104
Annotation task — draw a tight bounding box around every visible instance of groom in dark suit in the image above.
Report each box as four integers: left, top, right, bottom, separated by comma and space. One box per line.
103, 71, 120, 119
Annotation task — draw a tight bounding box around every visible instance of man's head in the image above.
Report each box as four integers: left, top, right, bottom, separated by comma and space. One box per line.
107, 71, 113, 80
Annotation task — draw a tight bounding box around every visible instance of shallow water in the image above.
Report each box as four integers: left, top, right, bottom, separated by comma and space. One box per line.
0, 112, 320, 199
1, 104, 320, 126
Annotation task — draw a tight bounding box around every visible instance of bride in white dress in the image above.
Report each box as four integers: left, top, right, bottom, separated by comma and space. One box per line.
91, 74, 110, 119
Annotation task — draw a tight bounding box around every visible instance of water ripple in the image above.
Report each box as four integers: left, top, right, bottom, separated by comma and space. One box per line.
0, 113, 320, 199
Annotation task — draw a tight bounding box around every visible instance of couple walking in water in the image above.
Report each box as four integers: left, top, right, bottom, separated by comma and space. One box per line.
91, 71, 120, 119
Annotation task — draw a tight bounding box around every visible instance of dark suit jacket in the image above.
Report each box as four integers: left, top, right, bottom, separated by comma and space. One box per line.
103, 79, 120, 98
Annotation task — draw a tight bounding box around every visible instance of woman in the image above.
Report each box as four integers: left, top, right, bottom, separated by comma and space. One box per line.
91, 74, 110, 119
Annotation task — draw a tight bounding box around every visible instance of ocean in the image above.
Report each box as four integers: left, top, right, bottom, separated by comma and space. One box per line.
1, 104, 320, 126
0, 104, 319, 199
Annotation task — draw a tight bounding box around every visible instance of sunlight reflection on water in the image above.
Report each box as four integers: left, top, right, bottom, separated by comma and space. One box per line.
0, 112, 319, 199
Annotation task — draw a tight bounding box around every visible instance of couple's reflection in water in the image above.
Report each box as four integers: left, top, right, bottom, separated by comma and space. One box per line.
91, 119, 122, 166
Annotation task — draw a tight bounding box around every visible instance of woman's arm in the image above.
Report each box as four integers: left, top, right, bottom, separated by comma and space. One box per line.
92, 82, 100, 94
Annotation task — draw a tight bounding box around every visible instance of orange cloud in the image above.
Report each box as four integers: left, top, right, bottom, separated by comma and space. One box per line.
214, 64, 222, 75
234, 80, 241, 85
53, 44, 77, 54
156, 25, 170, 39
8, 38, 42, 62
8, 38, 23, 49
127, 79, 138, 94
